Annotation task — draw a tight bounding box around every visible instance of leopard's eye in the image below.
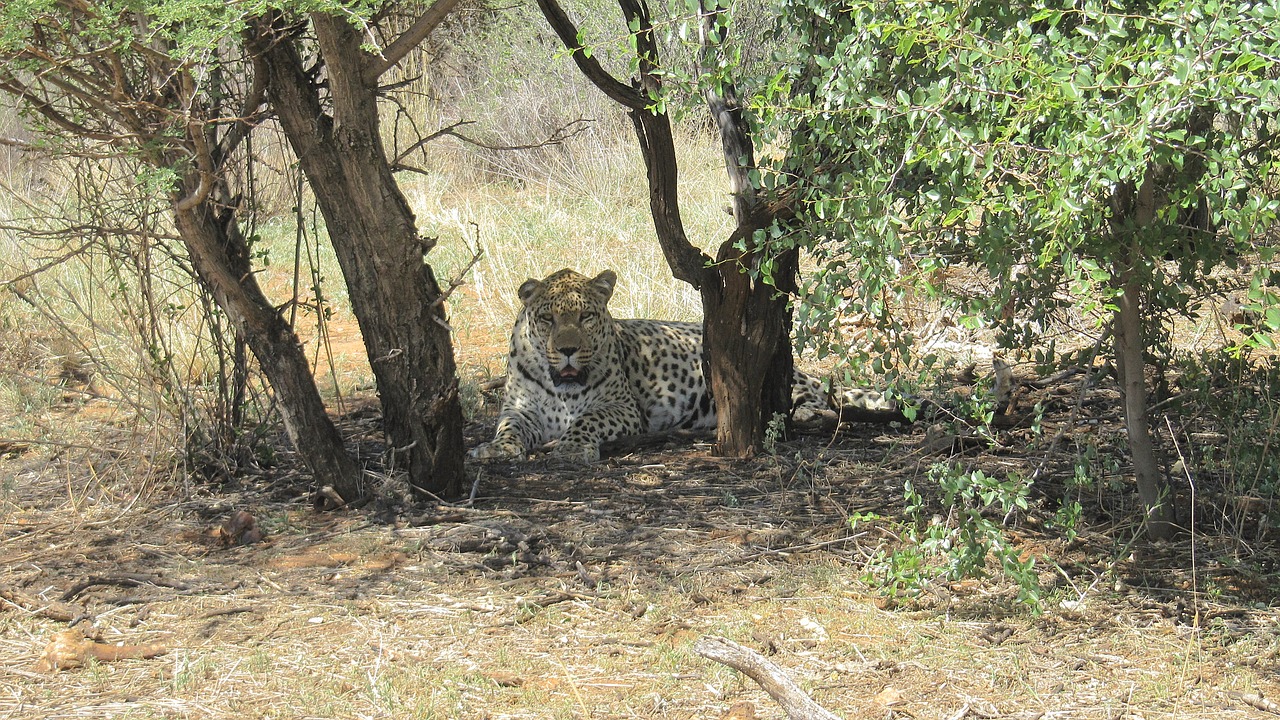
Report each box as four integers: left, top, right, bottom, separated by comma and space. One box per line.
581, 311, 596, 322
537, 313, 554, 324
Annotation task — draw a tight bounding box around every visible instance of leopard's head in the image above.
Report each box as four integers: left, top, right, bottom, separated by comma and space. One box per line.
517, 269, 618, 386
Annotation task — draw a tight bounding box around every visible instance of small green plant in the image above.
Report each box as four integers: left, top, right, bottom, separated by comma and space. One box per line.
762, 411, 787, 455
1049, 500, 1083, 544
859, 462, 1042, 610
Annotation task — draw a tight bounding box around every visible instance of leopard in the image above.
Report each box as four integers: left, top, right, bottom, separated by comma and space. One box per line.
470, 268, 895, 463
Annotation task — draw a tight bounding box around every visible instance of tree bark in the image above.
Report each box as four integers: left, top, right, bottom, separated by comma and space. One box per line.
696, 2, 796, 456
171, 184, 364, 501
247, 13, 465, 499
1115, 262, 1176, 539
699, 248, 796, 456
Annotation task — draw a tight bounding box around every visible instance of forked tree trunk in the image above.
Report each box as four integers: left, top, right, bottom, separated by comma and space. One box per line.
248, 13, 465, 499
172, 186, 363, 500
539, 0, 796, 458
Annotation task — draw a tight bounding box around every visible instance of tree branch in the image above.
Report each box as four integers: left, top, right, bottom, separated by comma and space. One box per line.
699, 2, 756, 226
366, 0, 463, 82
218, 51, 270, 164
0, 76, 121, 144
535, 0, 647, 109
693, 636, 842, 720
173, 73, 215, 212
535, 0, 711, 287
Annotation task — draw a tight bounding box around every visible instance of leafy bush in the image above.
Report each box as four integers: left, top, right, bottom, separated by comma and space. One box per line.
857, 462, 1042, 609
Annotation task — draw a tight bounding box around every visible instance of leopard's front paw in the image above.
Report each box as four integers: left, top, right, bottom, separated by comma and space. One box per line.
470, 438, 526, 462
548, 439, 600, 464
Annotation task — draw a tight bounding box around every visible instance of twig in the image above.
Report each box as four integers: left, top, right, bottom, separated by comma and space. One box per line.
1, 372, 113, 400
0, 238, 96, 290
1166, 416, 1199, 626
689, 534, 869, 572
61, 574, 190, 602
1021, 365, 1086, 389
693, 636, 842, 720
1032, 329, 1112, 480
197, 606, 256, 619
429, 227, 484, 311
391, 117, 592, 170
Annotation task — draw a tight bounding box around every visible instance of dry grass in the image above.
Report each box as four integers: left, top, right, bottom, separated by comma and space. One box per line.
2, 410, 1279, 720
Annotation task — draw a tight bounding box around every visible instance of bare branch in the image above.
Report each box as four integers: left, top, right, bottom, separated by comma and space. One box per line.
171, 74, 215, 212
390, 118, 593, 170
693, 636, 843, 720
0, 239, 97, 290
429, 225, 484, 310
0, 137, 43, 152
219, 50, 270, 163
0, 76, 123, 144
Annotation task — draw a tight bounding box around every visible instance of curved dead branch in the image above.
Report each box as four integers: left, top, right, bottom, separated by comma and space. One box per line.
694, 636, 842, 720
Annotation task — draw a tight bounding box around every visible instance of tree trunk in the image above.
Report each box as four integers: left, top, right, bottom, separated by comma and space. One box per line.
1114, 263, 1176, 540
699, 248, 796, 456
171, 187, 364, 501
695, 6, 797, 456
247, 13, 465, 500
1111, 174, 1176, 540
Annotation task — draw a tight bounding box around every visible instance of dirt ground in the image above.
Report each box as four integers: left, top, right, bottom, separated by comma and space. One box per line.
3, 382, 1280, 719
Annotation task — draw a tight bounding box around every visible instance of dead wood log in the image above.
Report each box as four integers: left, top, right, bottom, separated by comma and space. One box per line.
0, 585, 77, 622
1228, 692, 1280, 715
33, 627, 168, 672
693, 635, 842, 720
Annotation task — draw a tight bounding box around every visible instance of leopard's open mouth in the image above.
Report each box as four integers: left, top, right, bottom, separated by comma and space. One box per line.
551, 365, 586, 386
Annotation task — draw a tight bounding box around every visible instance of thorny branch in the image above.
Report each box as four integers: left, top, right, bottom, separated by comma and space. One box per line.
390, 118, 593, 173
429, 223, 484, 312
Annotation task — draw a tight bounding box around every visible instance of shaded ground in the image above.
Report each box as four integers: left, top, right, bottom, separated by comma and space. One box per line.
3, 378, 1280, 719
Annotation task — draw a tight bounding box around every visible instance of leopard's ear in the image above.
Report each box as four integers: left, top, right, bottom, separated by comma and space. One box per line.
591, 270, 618, 303
517, 278, 543, 306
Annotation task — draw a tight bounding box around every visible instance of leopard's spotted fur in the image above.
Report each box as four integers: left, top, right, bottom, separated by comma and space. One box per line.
470, 269, 891, 463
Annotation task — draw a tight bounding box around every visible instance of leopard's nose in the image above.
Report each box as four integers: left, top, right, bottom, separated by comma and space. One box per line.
558, 346, 579, 357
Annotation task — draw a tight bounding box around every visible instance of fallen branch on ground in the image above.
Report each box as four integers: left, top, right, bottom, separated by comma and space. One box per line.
693, 635, 842, 720
61, 573, 190, 601
0, 585, 77, 622
33, 627, 168, 672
